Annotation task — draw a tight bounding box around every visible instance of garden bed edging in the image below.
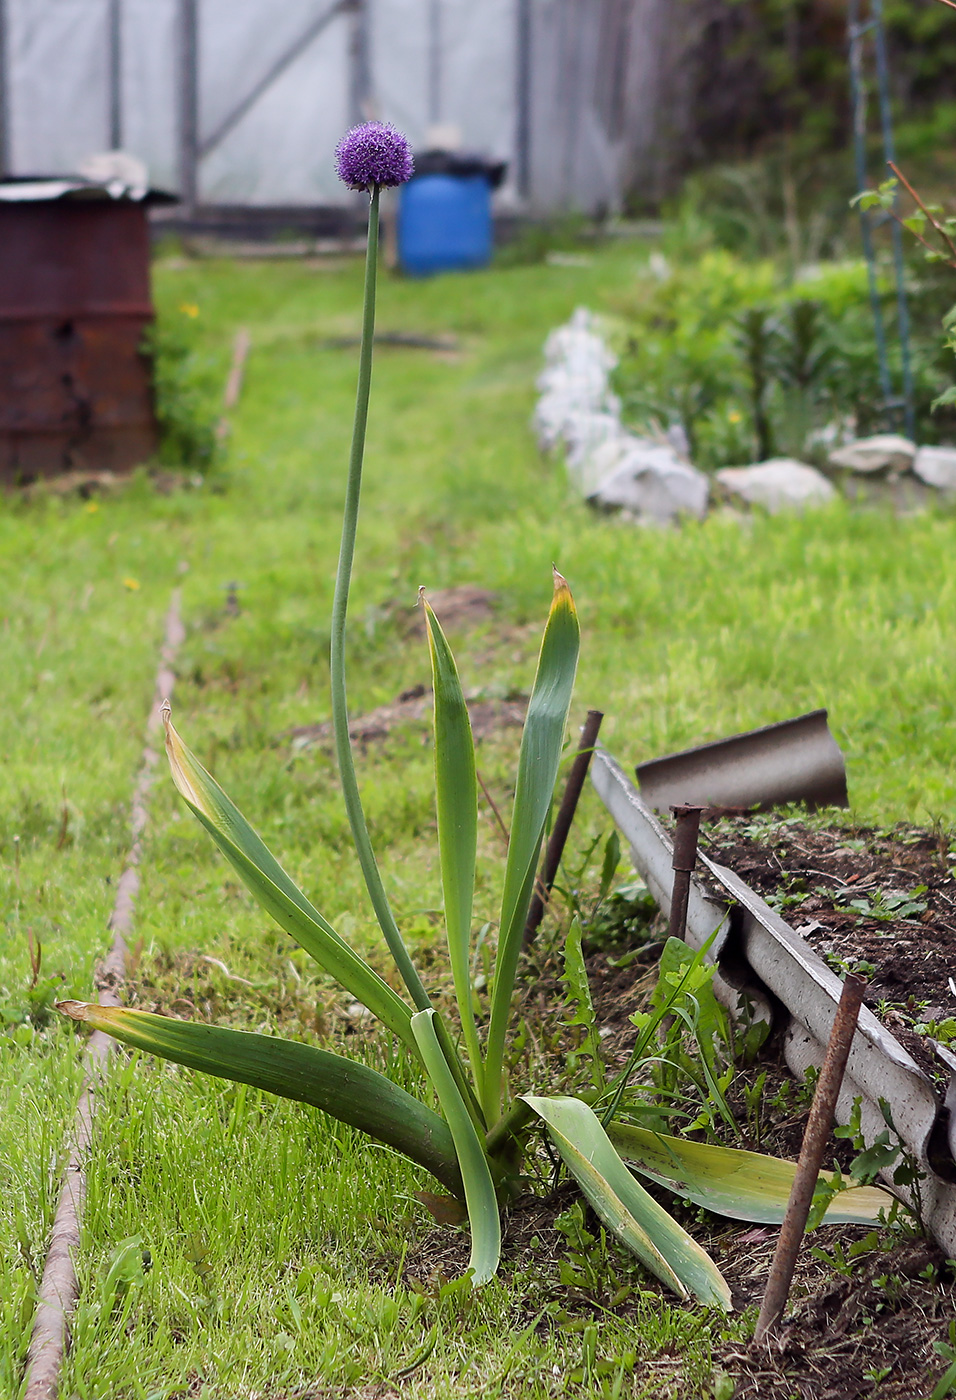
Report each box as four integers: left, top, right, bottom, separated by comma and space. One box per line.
591, 746, 956, 1256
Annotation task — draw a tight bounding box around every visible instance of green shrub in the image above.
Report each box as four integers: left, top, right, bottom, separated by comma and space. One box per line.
144, 304, 221, 473
613, 248, 956, 468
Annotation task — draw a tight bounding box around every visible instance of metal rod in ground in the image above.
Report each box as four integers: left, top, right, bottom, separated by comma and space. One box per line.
667, 804, 703, 942
523, 709, 603, 944
23, 591, 184, 1400
754, 973, 867, 1345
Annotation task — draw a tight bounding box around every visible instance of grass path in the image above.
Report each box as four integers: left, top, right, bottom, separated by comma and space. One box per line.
2, 239, 956, 1395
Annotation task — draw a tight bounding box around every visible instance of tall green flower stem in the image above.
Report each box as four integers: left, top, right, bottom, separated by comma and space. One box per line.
329, 185, 431, 1014
54, 123, 900, 1306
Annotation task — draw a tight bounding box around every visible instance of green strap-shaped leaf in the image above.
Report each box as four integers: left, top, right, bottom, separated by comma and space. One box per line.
607, 1121, 897, 1226
411, 1010, 501, 1285
423, 597, 483, 1105
484, 572, 579, 1123
162, 709, 414, 1046
430, 979, 488, 1136
59, 1001, 463, 1196
523, 1095, 732, 1310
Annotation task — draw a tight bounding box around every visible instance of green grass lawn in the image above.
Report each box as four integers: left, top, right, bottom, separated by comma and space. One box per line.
3, 236, 956, 1396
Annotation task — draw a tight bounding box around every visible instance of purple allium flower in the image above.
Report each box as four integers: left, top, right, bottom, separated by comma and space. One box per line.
335, 122, 414, 191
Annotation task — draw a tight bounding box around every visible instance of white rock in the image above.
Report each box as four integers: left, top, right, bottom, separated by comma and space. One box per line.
535, 391, 617, 451
533, 393, 572, 450
542, 308, 616, 372
665, 421, 691, 461
533, 308, 620, 451
536, 307, 706, 526
572, 434, 636, 496
716, 459, 836, 513
590, 439, 709, 522
828, 434, 915, 474
562, 412, 626, 475
535, 361, 610, 408
913, 445, 956, 491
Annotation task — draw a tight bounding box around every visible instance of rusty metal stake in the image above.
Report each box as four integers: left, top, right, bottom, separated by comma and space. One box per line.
523, 709, 604, 944
754, 973, 867, 1344
667, 804, 703, 942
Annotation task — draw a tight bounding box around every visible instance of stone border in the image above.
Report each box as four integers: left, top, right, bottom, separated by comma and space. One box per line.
536, 308, 956, 520
533, 307, 710, 525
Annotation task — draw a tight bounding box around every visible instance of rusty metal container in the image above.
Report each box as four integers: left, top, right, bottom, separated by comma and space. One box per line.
0, 183, 165, 484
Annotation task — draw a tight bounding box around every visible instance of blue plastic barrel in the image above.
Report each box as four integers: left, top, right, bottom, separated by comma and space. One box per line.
397, 173, 493, 277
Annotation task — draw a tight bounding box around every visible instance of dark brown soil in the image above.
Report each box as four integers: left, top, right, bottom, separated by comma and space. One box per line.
715, 1234, 956, 1400
702, 815, 955, 1008
701, 814, 956, 1081
285, 684, 527, 751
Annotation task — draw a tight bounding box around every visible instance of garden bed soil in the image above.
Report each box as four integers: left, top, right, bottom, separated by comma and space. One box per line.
403, 935, 956, 1399
700, 814, 956, 1081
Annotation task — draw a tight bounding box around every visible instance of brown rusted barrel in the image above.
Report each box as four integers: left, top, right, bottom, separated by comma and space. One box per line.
0, 189, 161, 484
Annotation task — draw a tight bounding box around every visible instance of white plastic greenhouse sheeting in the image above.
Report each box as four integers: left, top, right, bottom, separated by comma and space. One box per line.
2, 0, 625, 211
199, 0, 351, 204
6, 0, 123, 177
4, 0, 352, 202
369, 0, 516, 181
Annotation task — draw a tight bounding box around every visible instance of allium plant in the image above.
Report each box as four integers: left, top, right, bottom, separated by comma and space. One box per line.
60, 124, 894, 1303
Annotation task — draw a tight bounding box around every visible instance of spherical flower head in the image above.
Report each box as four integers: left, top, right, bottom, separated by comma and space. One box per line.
335, 122, 414, 191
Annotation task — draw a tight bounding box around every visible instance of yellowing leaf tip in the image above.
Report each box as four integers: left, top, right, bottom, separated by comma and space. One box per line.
161, 712, 209, 816
57, 1000, 93, 1021
550, 566, 575, 614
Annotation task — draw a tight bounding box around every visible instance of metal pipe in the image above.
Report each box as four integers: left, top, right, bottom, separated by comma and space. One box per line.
871, 0, 916, 440
348, 0, 371, 125
667, 804, 703, 943
515, 0, 532, 199
428, 0, 442, 127
559, 0, 581, 210
178, 0, 200, 213
847, 0, 894, 410
754, 973, 867, 1344
0, 0, 10, 177
523, 709, 604, 944
108, 0, 123, 149
23, 593, 185, 1400
215, 327, 251, 446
